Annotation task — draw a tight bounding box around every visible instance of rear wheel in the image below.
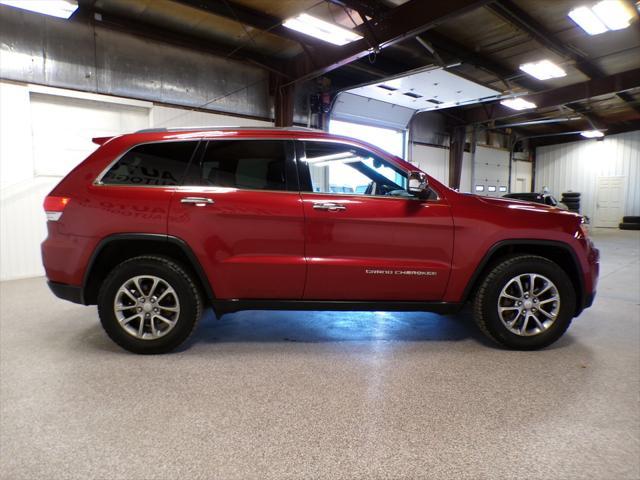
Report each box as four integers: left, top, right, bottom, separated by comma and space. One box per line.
473, 255, 576, 350
98, 256, 202, 354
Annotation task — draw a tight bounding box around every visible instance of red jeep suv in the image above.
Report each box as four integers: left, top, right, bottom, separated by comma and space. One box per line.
42, 127, 599, 354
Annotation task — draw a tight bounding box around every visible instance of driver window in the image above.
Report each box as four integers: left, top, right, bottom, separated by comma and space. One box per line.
303, 141, 409, 197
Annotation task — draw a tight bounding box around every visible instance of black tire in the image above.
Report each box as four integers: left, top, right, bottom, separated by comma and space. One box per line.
473, 255, 576, 350
620, 222, 640, 230
562, 201, 580, 208
98, 255, 203, 354
562, 192, 581, 198
622, 216, 640, 224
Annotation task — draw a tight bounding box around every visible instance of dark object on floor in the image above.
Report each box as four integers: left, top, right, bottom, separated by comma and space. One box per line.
619, 222, 640, 231
561, 192, 581, 213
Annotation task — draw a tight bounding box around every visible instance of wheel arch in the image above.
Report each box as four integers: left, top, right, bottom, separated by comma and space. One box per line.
82, 234, 214, 305
462, 240, 585, 315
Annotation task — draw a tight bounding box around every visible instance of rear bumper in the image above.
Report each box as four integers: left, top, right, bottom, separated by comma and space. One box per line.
47, 281, 84, 304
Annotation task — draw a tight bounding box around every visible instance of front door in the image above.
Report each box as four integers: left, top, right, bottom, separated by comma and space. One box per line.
169, 139, 306, 299
298, 140, 454, 301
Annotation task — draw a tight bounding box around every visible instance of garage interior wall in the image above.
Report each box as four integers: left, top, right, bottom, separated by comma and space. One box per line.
410, 143, 509, 194
535, 130, 640, 222
0, 81, 272, 281
0, 5, 271, 120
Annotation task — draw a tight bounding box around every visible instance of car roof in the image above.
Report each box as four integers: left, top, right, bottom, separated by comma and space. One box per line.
134, 126, 321, 134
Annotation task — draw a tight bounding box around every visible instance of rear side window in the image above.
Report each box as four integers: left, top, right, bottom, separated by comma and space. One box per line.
101, 141, 197, 186
187, 140, 289, 191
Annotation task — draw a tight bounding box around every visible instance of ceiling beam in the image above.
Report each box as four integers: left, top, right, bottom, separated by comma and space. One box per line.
325, 0, 385, 20
286, 0, 494, 85
487, 0, 605, 78
530, 119, 640, 147
462, 67, 640, 123
616, 91, 640, 115
173, 0, 330, 48
418, 30, 541, 91
487, 0, 640, 114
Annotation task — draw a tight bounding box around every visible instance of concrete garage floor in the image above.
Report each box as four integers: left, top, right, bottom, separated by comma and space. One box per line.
1, 229, 639, 480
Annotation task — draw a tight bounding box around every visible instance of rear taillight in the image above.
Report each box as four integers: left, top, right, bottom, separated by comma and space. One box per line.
44, 196, 70, 222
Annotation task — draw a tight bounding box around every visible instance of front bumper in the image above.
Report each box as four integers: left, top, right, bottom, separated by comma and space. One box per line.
47, 281, 84, 304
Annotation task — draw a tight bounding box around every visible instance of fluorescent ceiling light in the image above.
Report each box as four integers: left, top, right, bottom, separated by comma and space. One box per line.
0, 0, 78, 19
580, 130, 605, 138
520, 60, 567, 81
592, 0, 634, 30
568, 1, 634, 35
283, 13, 362, 46
500, 98, 537, 110
568, 6, 608, 35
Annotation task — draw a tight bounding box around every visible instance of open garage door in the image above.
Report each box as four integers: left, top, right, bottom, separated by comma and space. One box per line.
330, 66, 502, 165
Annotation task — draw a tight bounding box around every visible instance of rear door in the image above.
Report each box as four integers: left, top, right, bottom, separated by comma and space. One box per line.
168, 139, 306, 299
298, 140, 454, 301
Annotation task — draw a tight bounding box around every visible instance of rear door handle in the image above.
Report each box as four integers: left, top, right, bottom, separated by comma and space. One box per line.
180, 197, 215, 207
313, 202, 347, 212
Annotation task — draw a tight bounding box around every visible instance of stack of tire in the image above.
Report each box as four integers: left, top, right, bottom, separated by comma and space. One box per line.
561, 191, 581, 213
620, 216, 640, 231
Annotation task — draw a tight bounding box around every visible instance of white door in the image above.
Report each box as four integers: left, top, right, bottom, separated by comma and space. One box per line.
594, 176, 625, 228
511, 160, 532, 193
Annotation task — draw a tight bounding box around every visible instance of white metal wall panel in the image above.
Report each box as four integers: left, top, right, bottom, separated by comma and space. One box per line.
0, 82, 274, 281
536, 131, 640, 220
30, 93, 150, 176
151, 106, 273, 128
409, 144, 473, 192
410, 144, 449, 185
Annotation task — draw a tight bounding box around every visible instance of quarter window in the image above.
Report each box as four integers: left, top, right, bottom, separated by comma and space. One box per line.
188, 140, 288, 191
101, 141, 197, 186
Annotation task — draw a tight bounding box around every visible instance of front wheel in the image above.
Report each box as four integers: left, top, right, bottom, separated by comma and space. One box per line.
473, 255, 576, 350
98, 256, 203, 354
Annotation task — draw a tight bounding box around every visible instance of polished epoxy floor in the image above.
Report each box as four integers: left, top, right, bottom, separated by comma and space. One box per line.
1, 229, 639, 480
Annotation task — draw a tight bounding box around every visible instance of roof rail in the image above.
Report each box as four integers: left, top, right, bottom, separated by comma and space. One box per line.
134, 126, 322, 134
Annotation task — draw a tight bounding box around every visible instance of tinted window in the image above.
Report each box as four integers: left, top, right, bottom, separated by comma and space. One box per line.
101, 141, 197, 186
189, 140, 288, 191
302, 141, 409, 197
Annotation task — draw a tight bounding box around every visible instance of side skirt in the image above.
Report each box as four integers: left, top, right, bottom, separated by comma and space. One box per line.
211, 300, 464, 316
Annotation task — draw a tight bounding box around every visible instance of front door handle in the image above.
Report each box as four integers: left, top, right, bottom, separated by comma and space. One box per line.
180, 197, 215, 207
313, 202, 347, 212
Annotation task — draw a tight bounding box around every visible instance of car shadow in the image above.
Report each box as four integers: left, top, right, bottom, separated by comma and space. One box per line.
78, 306, 576, 353
184, 307, 497, 348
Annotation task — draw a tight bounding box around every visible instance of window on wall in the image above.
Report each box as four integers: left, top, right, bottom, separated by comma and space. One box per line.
328, 119, 405, 158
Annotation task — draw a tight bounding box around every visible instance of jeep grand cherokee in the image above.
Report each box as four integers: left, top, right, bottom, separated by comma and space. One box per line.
42, 127, 599, 354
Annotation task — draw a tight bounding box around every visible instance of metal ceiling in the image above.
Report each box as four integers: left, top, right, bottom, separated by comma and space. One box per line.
71, 0, 640, 136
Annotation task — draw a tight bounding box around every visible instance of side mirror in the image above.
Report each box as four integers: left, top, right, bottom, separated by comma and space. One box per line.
408, 171, 429, 198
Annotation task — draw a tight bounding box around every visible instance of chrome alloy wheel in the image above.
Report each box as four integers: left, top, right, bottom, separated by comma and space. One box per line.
497, 273, 560, 337
113, 275, 180, 340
